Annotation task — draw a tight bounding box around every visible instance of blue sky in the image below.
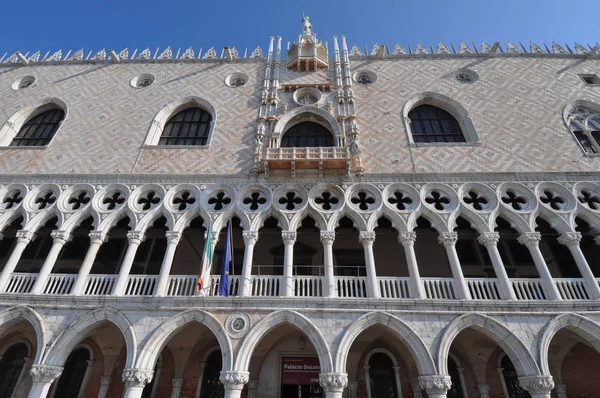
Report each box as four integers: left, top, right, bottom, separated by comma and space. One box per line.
2, 0, 598, 56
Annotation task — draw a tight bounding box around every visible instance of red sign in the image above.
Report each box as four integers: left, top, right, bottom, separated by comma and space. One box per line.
281, 357, 321, 385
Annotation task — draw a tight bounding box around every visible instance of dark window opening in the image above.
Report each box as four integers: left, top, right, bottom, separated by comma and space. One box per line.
281, 122, 334, 147
408, 104, 466, 143
573, 130, 600, 153
0, 217, 23, 273
200, 350, 224, 398
131, 217, 167, 275
93, 217, 131, 274
501, 355, 531, 398
368, 353, 398, 398
454, 217, 494, 277
576, 217, 600, 277
495, 218, 537, 278
53, 348, 90, 398
158, 107, 212, 146
11, 108, 65, 147
535, 217, 579, 278
447, 357, 465, 398
18, 217, 58, 273
0, 343, 28, 397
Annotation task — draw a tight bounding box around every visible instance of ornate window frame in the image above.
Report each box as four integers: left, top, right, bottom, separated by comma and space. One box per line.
0, 98, 67, 148
563, 100, 600, 156
144, 96, 217, 148
271, 106, 343, 148
402, 92, 478, 146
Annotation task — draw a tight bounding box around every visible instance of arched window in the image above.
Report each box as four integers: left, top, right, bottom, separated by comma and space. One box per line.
281, 122, 334, 147
53, 347, 90, 398
200, 350, 224, 398
447, 357, 465, 398
367, 352, 399, 398
408, 105, 465, 143
10, 108, 64, 147
0, 343, 28, 397
159, 107, 212, 146
500, 355, 531, 398
566, 106, 600, 154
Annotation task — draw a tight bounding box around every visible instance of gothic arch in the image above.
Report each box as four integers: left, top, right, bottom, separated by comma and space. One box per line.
136, 309, 233, 372
538, 313, 600, 375
144, 96, 217, 146
272, 106, 342, 147
0, 306, 46, 363
562, 99, 600, 130
437, 313, 539, 377
402, 92, 478, 144
334, 311, 436, 376
235, 310, 333, 373
41, 307, 137, 369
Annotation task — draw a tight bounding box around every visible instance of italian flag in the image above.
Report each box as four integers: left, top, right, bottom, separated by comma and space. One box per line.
196, 226, 213, 295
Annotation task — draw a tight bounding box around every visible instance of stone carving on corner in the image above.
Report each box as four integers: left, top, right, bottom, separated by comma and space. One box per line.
203, 47, 217, 59
122, 369, 154, 387
225, 312, 251, 339
518, 376, 554, 394
418, 375, 452, 395
30, 365, 64, 383
220, 371, 250, 390
319, 373, 348, 392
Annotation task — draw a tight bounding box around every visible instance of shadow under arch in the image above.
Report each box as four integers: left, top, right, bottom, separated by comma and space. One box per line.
272, 106, 343, 147
235, 310, 333, 373
136, 309, 233, 372
538, 313, 600, 375
0, 305, 46, 363
333, 311, 437, 376
41, 307, 137, 369
437, 313, 540, 377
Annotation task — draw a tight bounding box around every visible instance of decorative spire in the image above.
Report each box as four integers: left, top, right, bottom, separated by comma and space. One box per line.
286, 15, 328, 70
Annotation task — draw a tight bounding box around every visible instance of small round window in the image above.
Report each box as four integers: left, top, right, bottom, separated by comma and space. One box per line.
225, 73, 248, 88
353, 70, 377, 85
130, 74, 156, 89
11, 76, 36, 91
454, 69, 478, 84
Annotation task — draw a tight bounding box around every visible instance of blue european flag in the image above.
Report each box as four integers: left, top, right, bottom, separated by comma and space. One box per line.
218, 222, 232, 296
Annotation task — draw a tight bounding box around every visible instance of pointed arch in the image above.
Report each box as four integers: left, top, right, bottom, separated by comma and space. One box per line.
328, 210, 367, 232
437, 313, 539, 377
0, 306, 46, 363
538, 313, 600, 375
333, 311, 436, 376
273, 106, 342, 146
41, 307, 137, 369
235, 310, 333, 373
136, 309, 233, 372
289, 208, 327, 232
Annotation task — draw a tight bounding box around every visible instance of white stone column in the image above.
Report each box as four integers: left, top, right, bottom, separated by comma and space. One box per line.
555, 384, 567, 398
438, 232, 470, 299
0, 230, 34, 292
518, 233, 561, 300
171, 377, 183, 398
112, 232, 145, 296
319, 372, 348, 398
364, 366, 372, 398
477, 232, 517, 300
30, 231, 72, 294
154, 231, 182, 296
321, 231, 336, 298
348, 381, 358, 398
518, 375, 554, 398
27, 364, 63, 398
359, 231, 380, 298
558, 232, 600, 299
418, 375, 451, 398
122, 369, 154, 398
247, 380, 258, 398
71, 231, 107, 295
282, 231, 296, 297
220, 371, 249, 398
398, 232, 425, 299
393, 366, 403, 398
477, 384, 490, 398
240, 231, 258, 297
98, 375, 112, 398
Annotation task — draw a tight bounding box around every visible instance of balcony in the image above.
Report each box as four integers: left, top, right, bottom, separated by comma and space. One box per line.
3, 272, 598, 301
265, 147, 350, 176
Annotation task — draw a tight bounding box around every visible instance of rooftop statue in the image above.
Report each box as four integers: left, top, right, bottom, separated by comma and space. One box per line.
301, 16, 313, 37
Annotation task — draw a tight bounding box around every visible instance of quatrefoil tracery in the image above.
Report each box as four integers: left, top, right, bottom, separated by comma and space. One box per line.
278, 192, 303, 211
35, 191, 56, 210
314, 191, 339, 211
501, 190, 527, 211
173, 191, 196, 211
103, 192, 126, 210
425, 191, 450, 211
243, 192, 267, 211
138, 191, 160, 211
578, 190, 600, 210
539, 190, 565, 210
3, 191, 23, 209
350, 191, 376, 211
388, 191, 413, 210
68, 191, 91, 210
208, 191, 231, 211
463, 191, 488, 211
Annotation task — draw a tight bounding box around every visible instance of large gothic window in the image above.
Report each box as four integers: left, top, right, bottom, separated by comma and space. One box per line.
159, 107, 212, 146
566, 106, 600, 154
0, 343, 28, 397
53, 347, 90, 398
281, 122, 334, 147
10, 108, 65, 147
408, 105, 465, 143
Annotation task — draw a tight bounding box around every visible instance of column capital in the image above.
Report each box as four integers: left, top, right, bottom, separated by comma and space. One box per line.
171, 377, 183, 388
518, 375, 554, 395
122, 368, 154, 388
126, 231, 146, 245
89, 230, 108, 244
15, 230, 35, 244
437, 232, 458, 246
243, 230, 259, 244
398, 231, 416, 244
418, 375, 452, 395
220, 371, 249, 391
359, 231, 376, 243
319, 372, 348, 393
30, 364, 63, 383
557, 232, 582, 247
320, 231, 335, 244
477, 232, 500, 247
518, 232, 542, 248
165, 231, 182, 245
282, 231, 297, 244
50, 230, 72, 245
